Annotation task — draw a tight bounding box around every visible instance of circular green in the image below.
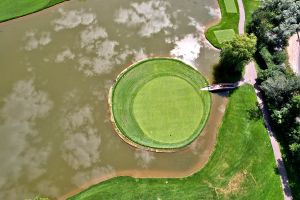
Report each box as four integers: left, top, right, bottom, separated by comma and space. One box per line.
111, 58, 211, 149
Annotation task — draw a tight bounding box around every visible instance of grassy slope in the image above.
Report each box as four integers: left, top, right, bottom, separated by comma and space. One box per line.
70, 85, 283, 200
0, 0, 66, 22
205, 0, 239, 48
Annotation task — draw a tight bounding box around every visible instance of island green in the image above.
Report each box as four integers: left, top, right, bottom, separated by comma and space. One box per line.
111, 58, 211, 149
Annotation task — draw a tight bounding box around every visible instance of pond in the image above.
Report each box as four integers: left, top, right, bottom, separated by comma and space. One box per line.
0, 0, 226, 199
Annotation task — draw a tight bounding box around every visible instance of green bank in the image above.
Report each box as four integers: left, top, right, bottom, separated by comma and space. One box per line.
0, 0, 66, 22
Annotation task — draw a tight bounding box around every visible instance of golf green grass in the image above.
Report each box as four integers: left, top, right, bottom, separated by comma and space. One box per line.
70, 85, 283, 200
111, 58, 211, 149
214, 29, 236, 43
0, 0, 66, 22
224, 0, 238, 13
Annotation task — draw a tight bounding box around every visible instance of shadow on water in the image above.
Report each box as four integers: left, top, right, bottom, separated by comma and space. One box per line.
212, 62, 243, 84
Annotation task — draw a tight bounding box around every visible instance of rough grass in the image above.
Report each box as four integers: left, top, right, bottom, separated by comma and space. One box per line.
0, 0, 66, 22
111, 58, 211, 149
214, 29, 236, 44
224, 0, 238, 13
70, 85, 283, 200
205, 0, 239, 48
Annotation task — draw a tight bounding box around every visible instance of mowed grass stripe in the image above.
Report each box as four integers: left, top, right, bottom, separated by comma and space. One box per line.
111, 58, 211, 149
70, 85, 283, 200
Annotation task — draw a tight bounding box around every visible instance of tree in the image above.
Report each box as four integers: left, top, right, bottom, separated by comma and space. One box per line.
260, 73, 300, 107
220, 34, 257, 71
249, 0, 300, 48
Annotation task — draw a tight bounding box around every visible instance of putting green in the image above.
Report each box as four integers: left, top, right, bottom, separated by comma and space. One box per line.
110, 58, 211, 150
214, 29, 236, 43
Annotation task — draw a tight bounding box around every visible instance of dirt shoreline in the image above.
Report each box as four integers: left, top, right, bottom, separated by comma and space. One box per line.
287, 33, 300, 75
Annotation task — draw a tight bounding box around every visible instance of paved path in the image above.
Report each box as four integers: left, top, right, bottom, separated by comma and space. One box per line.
287, 33, 300, 75
237, 0, 293, 199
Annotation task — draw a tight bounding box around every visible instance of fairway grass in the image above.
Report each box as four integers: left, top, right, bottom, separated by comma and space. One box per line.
205, 0, 239, 48
110, 58, 211, 150
0, 0, 66, 22
214, 29, 236, 43
70, 85, 283, 200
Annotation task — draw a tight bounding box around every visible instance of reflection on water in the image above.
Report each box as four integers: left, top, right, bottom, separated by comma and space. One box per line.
0, 0, 223, 199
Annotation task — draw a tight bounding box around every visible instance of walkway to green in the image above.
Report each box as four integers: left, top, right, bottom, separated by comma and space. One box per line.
69, 85, 283, 200
0, 0, 66, 22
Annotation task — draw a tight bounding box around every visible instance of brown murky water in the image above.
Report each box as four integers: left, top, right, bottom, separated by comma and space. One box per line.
0, 0, 226, 199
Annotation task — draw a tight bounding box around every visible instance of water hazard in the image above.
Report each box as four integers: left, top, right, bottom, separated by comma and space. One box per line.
0, 0, 226, 199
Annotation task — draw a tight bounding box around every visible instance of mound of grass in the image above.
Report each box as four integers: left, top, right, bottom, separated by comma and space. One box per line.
111, 58, 211, 149
205, 0, 239, 48
214, 29, 236, 44
70, 85, 283, 200
0, 0, 66, 22
224, 0, 238, 13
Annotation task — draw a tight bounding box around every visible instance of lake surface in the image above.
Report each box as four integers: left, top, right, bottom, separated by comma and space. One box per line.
0, 0, 225, 199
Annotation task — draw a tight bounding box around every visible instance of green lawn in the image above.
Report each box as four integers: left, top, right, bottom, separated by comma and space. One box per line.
243, 0, 261, 28
224, 0, 238, 13
205, 0, 239, 48
111, 58, 211, 149
0, 0, 66, 22
70, 85, 283, 200
214, 29, 236, 44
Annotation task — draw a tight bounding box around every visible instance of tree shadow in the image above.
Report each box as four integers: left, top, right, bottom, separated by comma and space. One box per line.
212, 62, 243, 83
247, 103, 262, 121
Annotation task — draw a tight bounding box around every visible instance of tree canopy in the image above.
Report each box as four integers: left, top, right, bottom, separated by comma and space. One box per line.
220, 34, 257, 71
249, 0, 300, 48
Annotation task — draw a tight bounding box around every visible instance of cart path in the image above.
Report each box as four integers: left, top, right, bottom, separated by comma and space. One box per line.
237, 0, 293, 199
287, 33, 300, 76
